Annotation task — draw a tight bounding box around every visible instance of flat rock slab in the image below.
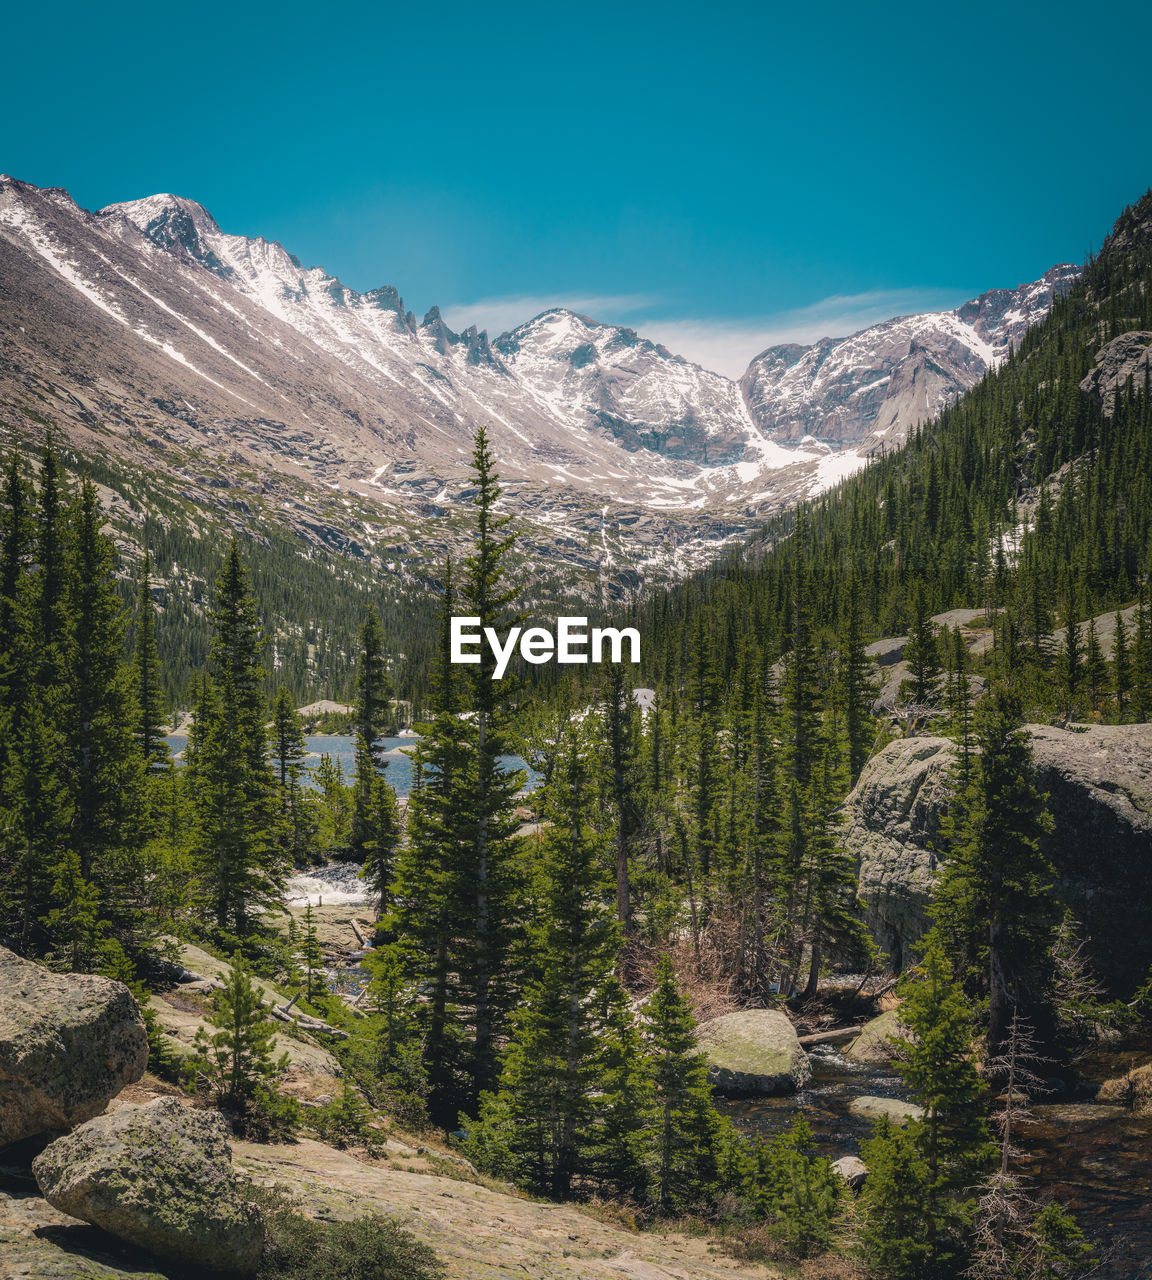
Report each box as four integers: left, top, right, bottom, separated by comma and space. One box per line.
0, 947, 147, 1147
848, 1096, 924, 1126
696, 1010, 811, 1095
145, 995, 340, 1080
234, 1135, 781, 1280
32, 1097, 263, 1274
0, 1188, 169, 1280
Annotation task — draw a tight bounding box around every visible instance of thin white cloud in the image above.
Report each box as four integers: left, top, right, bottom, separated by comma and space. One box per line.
641, 288, 974, 378
441, 292, 660, 336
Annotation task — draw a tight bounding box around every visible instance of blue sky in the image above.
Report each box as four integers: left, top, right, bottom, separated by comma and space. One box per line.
5, 0, 1151, 375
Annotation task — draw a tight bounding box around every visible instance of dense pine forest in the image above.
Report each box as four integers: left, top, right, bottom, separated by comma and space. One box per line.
3, 192, 1152, 1280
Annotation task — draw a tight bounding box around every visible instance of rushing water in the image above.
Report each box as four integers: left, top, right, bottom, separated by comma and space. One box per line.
163, 733, 537, 797
283, 862, 374, 909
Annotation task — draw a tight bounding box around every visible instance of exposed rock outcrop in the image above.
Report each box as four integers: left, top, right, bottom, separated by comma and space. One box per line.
696, 1010, 811, 1095
1079, 331, 1152, 410
843, 737, 955, 972
844, 724, 1152, 993
32, 1098, 264, 1273
0, 947, 148, 1148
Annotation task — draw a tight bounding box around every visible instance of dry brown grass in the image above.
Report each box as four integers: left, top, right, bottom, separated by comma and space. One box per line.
625, 921, 749, 1024
713, 1223, 863, 1278
1097, 1061, 1152, 1113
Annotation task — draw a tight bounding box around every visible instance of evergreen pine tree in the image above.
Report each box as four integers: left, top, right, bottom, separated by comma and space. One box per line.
1060, 577, 1082, 720
839, 570, 879, 783
641, 956, 724, 1212
65, 482, 145, 917
456, 427, 527, 1108
43, 848, 104, 973
1083, 615, 1107, 714
798, 774, 868, 1000
269, 687, 309, 862
603, 662, 640, 938
783, 509, 823, 789
936, 687, 1057, 1052
350, 605, 392, 862
300, 902, 324, 1003
473, 717, 626, 1198
904, 588, 943, 714
390, 558, 469, 1120
190, 954, 296, 1137
1113, 610, 1131, 721
192, 541, 280, 938
860, 1117, 934, 1279
744, 1115, 842, 1257
892, 936, 996, 1269
134, 547, 168, 775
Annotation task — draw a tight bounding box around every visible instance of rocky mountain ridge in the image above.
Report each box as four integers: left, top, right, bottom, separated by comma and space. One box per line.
0, 175, 1075, 594
740, 265, 1079, 449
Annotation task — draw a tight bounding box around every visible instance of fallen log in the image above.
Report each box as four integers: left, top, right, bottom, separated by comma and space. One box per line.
350, 918, 371, 947
269, 1002, 350, 1039
798, 1026, 866, 1048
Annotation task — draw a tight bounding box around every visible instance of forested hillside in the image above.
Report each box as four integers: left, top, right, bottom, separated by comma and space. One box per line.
617, 194, 1152, 719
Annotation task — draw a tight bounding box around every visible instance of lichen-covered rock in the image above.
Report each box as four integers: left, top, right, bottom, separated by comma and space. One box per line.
696, 1010, 811, 1095
847, 1096, 924, 1126
0, 947, 148, 1148
844, 1009, 909, 1064
1029, 724, 1152, 995
844, 724, 1152, 994
32, 1098, 264, 1273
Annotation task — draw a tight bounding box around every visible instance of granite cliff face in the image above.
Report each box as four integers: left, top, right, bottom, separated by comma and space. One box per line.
844, 724, 1152, 994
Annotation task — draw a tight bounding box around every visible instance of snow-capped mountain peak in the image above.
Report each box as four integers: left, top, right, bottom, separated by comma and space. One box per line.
0, 173, 1078, 593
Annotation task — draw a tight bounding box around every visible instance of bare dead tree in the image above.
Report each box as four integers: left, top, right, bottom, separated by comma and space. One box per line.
984, 1010, 1047, 1175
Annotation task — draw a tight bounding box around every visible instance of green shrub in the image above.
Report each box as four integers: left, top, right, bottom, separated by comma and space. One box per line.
254, 1192, 444, 1280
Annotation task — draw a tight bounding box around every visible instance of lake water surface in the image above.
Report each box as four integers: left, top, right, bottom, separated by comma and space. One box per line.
164, 733, 536, 796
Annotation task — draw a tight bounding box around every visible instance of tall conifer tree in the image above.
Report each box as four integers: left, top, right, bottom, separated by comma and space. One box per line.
193, 541, 280, 937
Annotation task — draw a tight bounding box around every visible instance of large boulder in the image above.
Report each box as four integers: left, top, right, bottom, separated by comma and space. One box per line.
32, 1097, 264, 1273
844, 1009, 908, 1064
0, 947, 148, 1148
696, 1010, 811, 1095
844, 724, 1152, 994
831, 1155, 869, 1192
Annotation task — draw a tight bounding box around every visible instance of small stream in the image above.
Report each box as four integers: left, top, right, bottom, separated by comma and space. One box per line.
719, 1044, 911, 1153
720, 1043, 1152, 1278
